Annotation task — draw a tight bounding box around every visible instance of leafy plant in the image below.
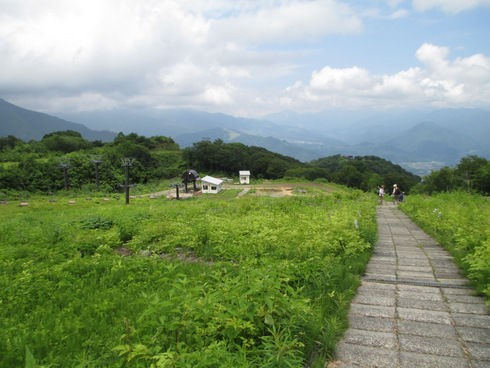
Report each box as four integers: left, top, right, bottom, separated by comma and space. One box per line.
0, 184, 376, 367
80, 215, 114, 230
401, 192, 490, 302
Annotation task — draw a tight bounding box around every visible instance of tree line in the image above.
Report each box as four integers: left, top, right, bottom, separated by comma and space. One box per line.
0, 131, 425, 195
183, 141, 421, 192
0, 131, 182, 194
411, 155, 490, 195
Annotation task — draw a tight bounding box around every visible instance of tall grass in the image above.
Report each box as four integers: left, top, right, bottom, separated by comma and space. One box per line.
0, 187, 376, 367
401, 192, 490, 302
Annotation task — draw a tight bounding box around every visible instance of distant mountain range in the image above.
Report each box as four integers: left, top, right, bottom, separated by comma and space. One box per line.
0, 98, 115, 142
1, 98, 489, 175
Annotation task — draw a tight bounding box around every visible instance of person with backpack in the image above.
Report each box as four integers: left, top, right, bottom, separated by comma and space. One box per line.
392, 184, 401, 204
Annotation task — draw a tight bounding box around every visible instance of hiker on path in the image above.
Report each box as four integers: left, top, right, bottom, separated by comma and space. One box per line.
392, 184, 401, 204
378, 185, 385, 205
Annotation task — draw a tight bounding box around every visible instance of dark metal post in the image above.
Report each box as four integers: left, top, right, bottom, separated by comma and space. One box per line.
121, 158, 135, 205
91, 157, 103, 190
170, 183, 183, 200
59, 162, 70, 190
124, 164, 130, 204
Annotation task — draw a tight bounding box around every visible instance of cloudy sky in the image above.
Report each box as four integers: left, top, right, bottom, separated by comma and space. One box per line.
1, 0, 489, 117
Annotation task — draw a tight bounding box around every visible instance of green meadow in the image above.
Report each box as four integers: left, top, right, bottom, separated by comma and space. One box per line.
0, 183, 377, 367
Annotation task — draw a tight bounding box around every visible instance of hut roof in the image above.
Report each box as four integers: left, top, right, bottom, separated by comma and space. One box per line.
201, 175, 223, 186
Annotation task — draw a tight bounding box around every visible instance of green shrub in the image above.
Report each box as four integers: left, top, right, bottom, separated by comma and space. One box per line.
0, 185, 376, 367
401, 192, 490, 302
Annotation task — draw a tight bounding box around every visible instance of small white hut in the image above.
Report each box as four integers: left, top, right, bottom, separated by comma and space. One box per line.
201, 175, 224, 194
239, 170, 251, 184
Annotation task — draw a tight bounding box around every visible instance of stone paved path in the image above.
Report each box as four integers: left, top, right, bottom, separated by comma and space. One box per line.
329, 204, 490, 368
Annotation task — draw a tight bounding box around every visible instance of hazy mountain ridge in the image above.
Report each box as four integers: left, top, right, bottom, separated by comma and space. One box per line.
0, 99, 115, 142
264, 108, 490, 173
387, 121, 478, 161
174, 127, 329, 162
59, 108, 329, 144
1, 98, 489, 175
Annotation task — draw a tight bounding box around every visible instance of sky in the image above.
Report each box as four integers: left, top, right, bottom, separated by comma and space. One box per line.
1, 0, 490, 117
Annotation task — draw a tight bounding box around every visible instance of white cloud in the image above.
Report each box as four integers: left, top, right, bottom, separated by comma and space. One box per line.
282, 43, 490, 110
412, 0, 490, 13
201, 85, 234, 105
387, 0, 406, 7
415, 44, 450, 64
0, 1, 489, 116
0, 0, 215, 110
210, 0, 362, 45
156, 63, 207, 97
388, 9, 410, 19
38, 93, 119, 112
310, 66, 374, 93
416, 43, 490, 92
0, 0, 363, 114
0, 0, 210, 91
373, 68, 423, 97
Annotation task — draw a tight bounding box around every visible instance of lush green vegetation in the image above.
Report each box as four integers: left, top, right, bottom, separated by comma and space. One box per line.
0, 131, 183, 194
412, 155, 490, 195
183, 139, 304, 180
1, 132, 420, 196
184, 142, 420, 192
401, 192, 490, 302
310, 154, 420, 193
2, 128, 488, 367
0, 183, 377, 367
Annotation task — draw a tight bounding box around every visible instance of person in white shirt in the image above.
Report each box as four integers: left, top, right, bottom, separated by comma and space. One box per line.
378, 185, 385, 205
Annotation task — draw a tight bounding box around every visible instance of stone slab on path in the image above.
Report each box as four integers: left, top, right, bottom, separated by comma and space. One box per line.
328, 203, 490, 368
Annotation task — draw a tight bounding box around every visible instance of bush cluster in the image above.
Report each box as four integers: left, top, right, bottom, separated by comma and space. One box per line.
0, 187, 377, 367
412, 155, 490, 195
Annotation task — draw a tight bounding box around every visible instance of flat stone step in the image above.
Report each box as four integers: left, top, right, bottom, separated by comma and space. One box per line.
363, 276, 472, 289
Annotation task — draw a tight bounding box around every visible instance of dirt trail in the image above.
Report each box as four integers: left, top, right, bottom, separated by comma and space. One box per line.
147, 181, 336, 199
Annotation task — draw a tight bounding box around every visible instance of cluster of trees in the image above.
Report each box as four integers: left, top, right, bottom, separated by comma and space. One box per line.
183, 139, 304, 179
309, 155, 420, 193
0, 131, 182, 193
412, 155, 490, 195
1, 132, 422, 195
183, 141, 420, 192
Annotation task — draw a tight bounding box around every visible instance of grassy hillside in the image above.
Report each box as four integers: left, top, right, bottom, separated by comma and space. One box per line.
0, 182, 377, 367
